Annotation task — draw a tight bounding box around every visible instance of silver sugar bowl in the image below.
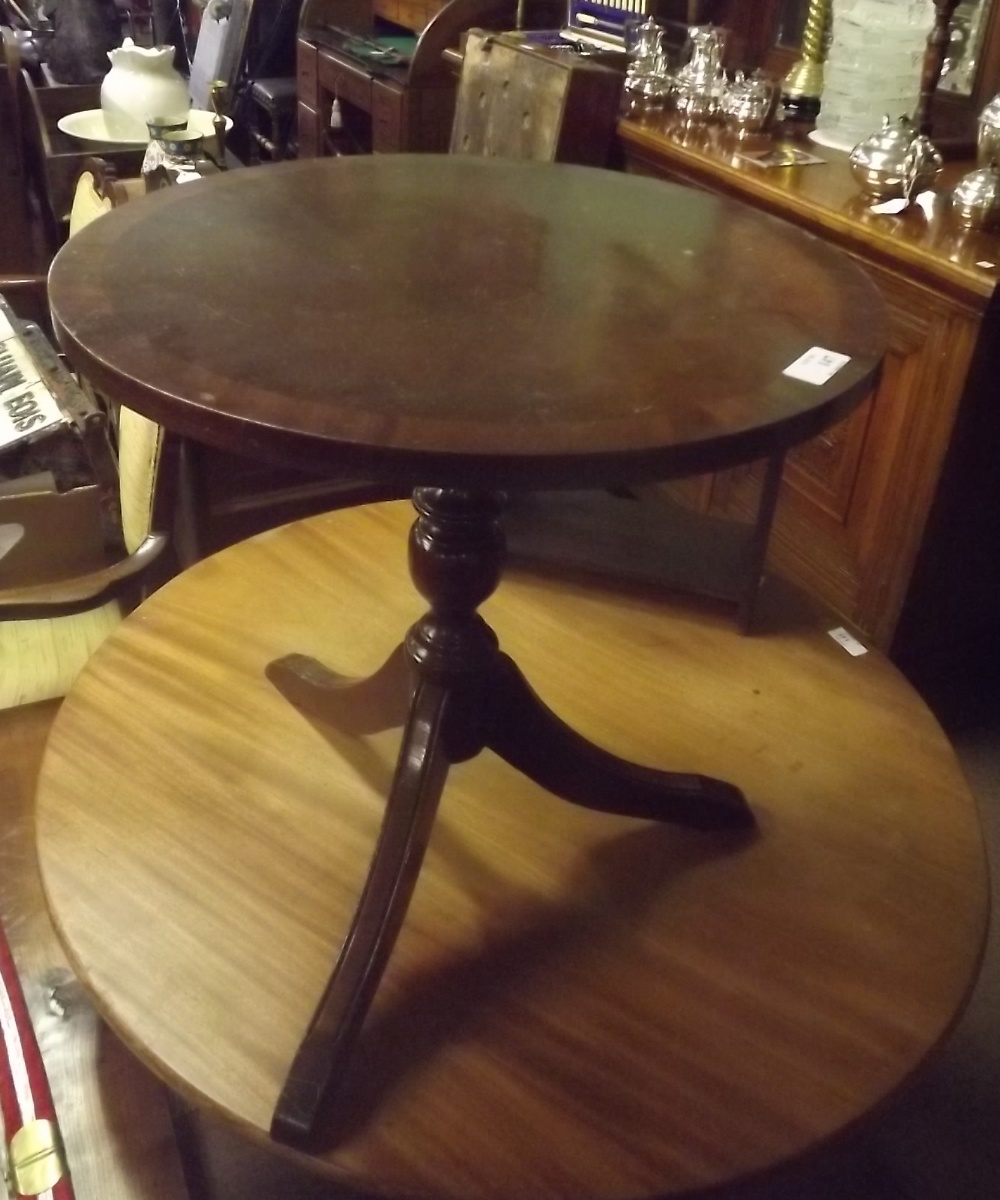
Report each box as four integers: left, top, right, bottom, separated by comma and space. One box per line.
849, 115, 943, 201
720, 70, 779, 135
951, 161, 1000, 230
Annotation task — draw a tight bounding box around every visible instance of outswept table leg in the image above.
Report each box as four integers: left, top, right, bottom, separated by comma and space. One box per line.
484, 653, 751, 830
271, 677, 452, 1144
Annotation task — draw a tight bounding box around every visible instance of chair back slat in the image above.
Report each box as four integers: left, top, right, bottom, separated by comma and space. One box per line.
117, 404, 165, 555
449, 30, 622, 166
67, 169, 114, 239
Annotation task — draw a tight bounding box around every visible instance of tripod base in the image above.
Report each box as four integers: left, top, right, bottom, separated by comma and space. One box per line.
268, 488, 754, 1143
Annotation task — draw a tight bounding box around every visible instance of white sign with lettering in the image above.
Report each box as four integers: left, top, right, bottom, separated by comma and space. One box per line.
0, 323, 66, 452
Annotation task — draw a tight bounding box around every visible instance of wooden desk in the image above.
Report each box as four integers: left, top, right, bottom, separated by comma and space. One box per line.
36, 501, 988, 1198
616, 113, 1000, 664
296, 0, 563, 155
46, 152, 888, 1138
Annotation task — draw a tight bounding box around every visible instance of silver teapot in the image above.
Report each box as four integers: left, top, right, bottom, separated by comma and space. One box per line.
849, 115, 943, 201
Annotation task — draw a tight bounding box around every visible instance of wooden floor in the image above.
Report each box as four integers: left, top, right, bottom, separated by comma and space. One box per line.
0, 701, 192, 1200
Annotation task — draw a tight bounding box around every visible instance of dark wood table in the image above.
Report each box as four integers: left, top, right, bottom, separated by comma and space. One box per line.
47, 154, 889, 1143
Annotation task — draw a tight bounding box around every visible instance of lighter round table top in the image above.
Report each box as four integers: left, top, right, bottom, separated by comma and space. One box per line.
48, 155, 887, 489
36, 502, 988, 1200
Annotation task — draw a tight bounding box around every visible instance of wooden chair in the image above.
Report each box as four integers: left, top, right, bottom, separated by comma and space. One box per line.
449, 31, 785, 632
15, 72, 146, 255
449, 28, 623, 166
1, 25, 24, 181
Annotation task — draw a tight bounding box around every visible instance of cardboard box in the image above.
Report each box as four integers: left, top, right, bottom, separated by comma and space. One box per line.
0, 294, 110, 590
0, 478, 107, 589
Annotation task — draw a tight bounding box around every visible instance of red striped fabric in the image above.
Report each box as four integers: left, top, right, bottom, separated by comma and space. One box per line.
0, 920, 74, 1199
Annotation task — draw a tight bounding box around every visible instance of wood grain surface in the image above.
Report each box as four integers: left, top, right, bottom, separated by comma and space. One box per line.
35, 500, 988, 1199
47, 156, 887, 490
618, 115, 1000, 307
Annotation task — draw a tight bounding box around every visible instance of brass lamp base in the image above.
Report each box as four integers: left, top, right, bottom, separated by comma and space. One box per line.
782, 57, 824, 101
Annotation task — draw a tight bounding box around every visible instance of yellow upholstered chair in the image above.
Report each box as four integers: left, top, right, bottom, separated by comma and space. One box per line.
0, 426, 174, 708
0, 328, 175, 707
0, 167, 176, 710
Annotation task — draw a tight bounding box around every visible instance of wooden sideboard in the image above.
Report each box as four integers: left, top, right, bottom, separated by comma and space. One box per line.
296, 0, 563, 155
617, 113, 1000, 667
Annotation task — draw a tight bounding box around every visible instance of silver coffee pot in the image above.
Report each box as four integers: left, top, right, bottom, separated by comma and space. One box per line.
673, 25, 726, 122
623, 17, 672, 109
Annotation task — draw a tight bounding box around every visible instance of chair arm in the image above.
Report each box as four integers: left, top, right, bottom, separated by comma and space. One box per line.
0, 533, 168, 615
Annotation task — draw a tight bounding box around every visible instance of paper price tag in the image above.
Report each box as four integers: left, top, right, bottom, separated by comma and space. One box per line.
828, 627, 868, 657
783, 347, 851, 385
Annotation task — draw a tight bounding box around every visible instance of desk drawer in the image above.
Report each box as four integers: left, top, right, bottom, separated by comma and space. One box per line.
318, 51, 372, 111
297, 101, 321, 156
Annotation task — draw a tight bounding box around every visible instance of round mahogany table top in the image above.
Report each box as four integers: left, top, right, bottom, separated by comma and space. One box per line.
48, 155, 887, 489
36, 503, 988, 1200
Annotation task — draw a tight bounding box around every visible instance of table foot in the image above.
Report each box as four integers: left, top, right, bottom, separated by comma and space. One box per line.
271, 677, 452, 1145
485, 654, 753, 831
266, 644, 413, 734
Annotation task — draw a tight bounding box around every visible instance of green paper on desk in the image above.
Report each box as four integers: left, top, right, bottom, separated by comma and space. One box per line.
343, 35, 418, 64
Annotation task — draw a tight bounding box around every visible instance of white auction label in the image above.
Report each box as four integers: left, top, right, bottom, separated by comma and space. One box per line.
783, 346, 851, 385
828, 626, 868, 656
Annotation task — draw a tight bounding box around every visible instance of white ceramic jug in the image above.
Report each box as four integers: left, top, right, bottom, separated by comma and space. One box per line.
101, 38, 189, 141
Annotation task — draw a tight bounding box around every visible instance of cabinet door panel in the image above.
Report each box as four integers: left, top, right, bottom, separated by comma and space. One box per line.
783, 399, 874, 526
372, 80, 404, 152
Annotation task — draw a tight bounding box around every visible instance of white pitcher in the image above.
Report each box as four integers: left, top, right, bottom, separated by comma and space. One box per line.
101, 37, 189, 141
